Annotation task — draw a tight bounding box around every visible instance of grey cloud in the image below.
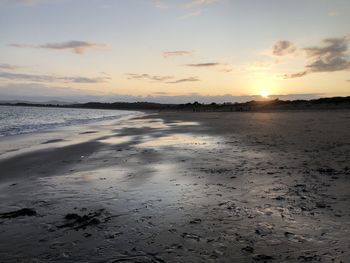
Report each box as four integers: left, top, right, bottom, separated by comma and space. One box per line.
163, 50, 193, 58
284, 37, 350, 79
282, 71, 308, 79
306, 57, 349, 72
0, 71, 53, 82
186, 62, 232, 72
126, 73, 199, 84
167, 77, 200, 84
0, 71, 108, 83
126, 73, 174, 82
39, 41, 105, 54
273, 40, 296, 56
304, 38, 348, 58
10, 40, 106, 54
304, 38, 350, 72
186, 62, 221, 67
62, 76, 109, 83
0, 64, 21, 70
9, 43, 33, 48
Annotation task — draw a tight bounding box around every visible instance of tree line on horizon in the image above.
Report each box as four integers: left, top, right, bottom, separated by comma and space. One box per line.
1, 96, 350, 112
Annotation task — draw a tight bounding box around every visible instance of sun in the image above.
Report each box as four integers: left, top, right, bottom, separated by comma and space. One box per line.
260, 89, 269, 99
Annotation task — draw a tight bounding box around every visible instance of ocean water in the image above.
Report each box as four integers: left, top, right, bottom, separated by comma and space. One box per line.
0, 105, 137, 136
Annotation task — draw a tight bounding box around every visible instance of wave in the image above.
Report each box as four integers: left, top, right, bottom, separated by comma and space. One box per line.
0, 106, 139, 136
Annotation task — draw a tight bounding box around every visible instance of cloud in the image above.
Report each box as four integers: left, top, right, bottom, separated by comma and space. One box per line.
272, 40, 296, 56
304, 38, 350, 71
0, 71, 108, 83
185, 62, 232, 73
163, 50, 193, 58
283, 37, 350, 78
184, 0, 218, 9
0, 64, 21, 70
9, 43, 33, 48
9, 40, 107, 54
282, 71, 308, 79
62, 76, 109, 83
167, 77, 200, 84
126, 73, 174, 82
39, 41, 105, 54
186, 62, 233, 73
186, 62, 221, 67
125, 73, 200, 84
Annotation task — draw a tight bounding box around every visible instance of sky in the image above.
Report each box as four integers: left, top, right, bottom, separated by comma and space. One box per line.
0, 0, 349, 103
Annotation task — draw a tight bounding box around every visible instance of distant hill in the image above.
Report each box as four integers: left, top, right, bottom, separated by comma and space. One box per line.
1, 96, 349, 112
0, 100, 73, 106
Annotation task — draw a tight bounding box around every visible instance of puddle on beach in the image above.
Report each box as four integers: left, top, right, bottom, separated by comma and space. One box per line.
97, 136, 133, 145
114, 119, 199, 131
167, 121, 200, 126
117, 118, 169, 129
41, 163, 130, 182
137, 134, 213, 148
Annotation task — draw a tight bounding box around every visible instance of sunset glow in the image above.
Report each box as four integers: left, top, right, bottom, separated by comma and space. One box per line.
260, 90, 270, 99
0, 0, 349, 103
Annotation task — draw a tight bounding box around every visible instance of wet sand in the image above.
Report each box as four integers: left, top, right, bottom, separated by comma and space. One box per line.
0, 111, 349, 262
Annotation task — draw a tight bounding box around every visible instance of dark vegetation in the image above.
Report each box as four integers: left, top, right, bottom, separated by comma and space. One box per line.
1, 96, 350, 112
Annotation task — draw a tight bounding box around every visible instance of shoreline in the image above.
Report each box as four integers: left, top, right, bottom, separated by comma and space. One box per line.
0, 110, 349, 262
0, 105, 143, 138
0, 110, 145, 161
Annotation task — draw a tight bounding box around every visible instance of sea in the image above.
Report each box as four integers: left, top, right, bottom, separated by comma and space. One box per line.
0, 105, 137, 136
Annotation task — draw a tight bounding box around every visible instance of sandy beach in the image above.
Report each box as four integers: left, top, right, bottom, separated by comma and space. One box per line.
0, 110, 349, 262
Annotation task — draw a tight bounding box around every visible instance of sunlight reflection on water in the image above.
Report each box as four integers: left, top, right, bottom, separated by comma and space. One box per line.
168, 121, 200, 126
137, 134, 212, 148
97, 136, 132, 145
118, 118, 168, 129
